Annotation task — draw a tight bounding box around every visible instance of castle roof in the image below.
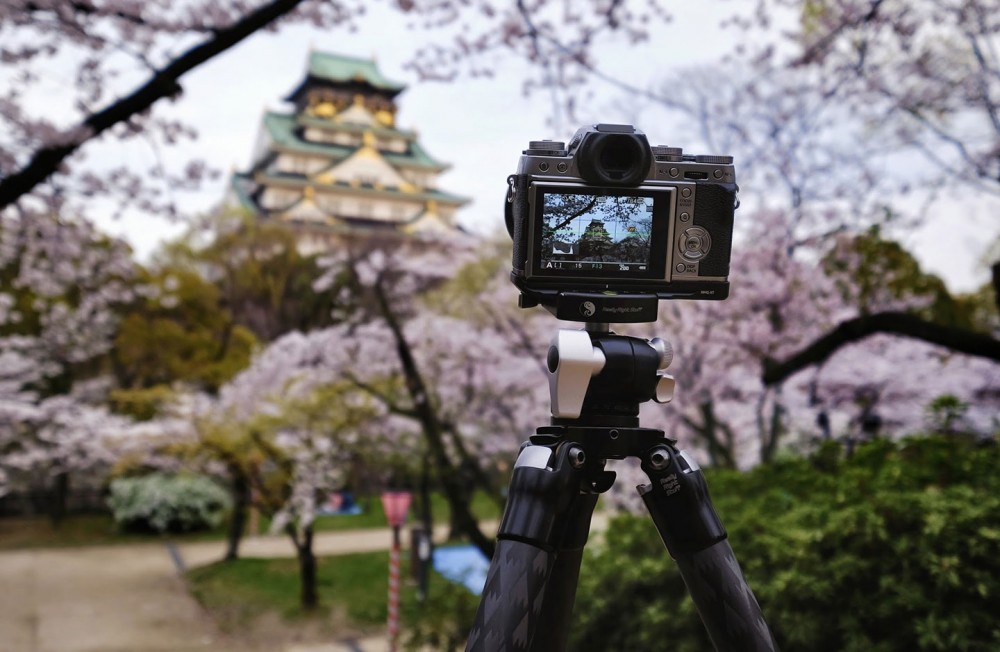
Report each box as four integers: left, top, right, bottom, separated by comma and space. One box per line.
262, 112, 448, 171
284, 51, 406, 102
244, 170, 468, 206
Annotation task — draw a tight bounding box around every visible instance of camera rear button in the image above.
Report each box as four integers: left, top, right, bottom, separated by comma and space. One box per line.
679, 227, 712, 261
680, 212, 690, 222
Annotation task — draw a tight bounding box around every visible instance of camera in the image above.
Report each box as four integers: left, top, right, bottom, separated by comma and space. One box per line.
505, 124, 738, 323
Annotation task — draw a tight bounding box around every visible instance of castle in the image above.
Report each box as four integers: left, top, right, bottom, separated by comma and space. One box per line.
230, 51, 469, 254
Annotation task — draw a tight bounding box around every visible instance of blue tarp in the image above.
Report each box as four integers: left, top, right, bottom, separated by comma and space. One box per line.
432, 545, 490, 594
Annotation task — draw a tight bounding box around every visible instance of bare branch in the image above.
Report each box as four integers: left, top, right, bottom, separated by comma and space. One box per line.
0, 0, 309, 210
762, 312, 1000, 386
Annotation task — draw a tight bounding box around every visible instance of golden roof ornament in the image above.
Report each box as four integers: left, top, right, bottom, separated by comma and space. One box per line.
312, 100, 337, 118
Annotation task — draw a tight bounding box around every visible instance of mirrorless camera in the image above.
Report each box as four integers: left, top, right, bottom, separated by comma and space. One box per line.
505, 124, 738, 323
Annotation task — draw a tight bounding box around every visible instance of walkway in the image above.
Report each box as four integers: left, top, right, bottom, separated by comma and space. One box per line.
0, 514, 610, 652
0, 525, 462, 652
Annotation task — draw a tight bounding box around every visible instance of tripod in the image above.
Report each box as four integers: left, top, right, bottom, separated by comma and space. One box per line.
466, 324, 778, 652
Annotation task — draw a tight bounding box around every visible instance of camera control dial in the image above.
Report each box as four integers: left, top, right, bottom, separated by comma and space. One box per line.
652, 146, 684, 162
694, 155, 734, 165
679, 226, 712, 261
525, 141, 566, 155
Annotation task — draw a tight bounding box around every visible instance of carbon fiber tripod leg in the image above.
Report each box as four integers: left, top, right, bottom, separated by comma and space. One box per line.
466, 442, 598, 652
639, 444, 779, 652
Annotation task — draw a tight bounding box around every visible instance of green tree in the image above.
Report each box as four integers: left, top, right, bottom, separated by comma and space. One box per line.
824, 227, 991, 331
162, 210, 348, 342
189, 382, 380, 608
110, 266, 258, 419
569, 435, 1000, 652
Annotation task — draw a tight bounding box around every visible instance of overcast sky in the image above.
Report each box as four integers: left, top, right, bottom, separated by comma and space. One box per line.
74, 3, 999, 292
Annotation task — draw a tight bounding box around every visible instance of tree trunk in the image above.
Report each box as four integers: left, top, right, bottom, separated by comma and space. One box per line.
991, 260, 999, 313
758, 388, 786, 464
224, 471, 250, 561
49, 471, 69, 528
296, 526, 318, 610
697, 401, 737, 469
374, 282, 496, 558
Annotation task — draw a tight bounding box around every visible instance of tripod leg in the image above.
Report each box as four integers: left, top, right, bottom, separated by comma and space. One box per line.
467, 442, 598, 652
638, 445, 779, 652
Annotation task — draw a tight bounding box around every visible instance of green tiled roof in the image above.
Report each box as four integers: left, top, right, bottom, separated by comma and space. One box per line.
261, 112, 448, 171
229, 173, 257, 211
306, 52, 406, 92
252, 171, 470, 206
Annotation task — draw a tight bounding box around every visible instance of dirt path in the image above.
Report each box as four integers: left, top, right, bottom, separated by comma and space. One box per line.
0, 543, 230, 652
0, 515, 607, 651
0, 523, 456, 652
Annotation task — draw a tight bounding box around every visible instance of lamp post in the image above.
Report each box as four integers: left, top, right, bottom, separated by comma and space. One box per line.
381, 490, 412, 652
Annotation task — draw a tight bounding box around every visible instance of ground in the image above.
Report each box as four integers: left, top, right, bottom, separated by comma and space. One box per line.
0, 525, 453, 652
0, 514, 609, 651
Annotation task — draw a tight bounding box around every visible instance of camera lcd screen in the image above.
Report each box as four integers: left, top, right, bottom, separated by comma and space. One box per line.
531, 186, 671, 280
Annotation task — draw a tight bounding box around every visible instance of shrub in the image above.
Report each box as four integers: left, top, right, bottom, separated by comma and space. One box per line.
570, 436, 1000, 652
107, 473, 231, 534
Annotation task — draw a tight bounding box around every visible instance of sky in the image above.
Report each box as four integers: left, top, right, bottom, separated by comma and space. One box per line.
73, 2, 1000, 293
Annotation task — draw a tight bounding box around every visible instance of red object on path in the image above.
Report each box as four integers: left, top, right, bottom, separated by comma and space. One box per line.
381, 491, 412, 652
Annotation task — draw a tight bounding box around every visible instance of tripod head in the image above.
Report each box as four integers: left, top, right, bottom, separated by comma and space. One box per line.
546, 323, 676, 424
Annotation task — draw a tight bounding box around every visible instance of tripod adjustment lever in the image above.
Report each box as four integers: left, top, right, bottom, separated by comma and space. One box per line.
548, 329, 607, 418
654, 373, 675, 404
649, 337, 674, 369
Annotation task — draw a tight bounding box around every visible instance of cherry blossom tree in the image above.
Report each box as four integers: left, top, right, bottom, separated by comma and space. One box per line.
0, 210, 137, 516
711, 0, 1000, 359
743, 0, 1000, 195
499, 1, 1000, 382
220, 382, 385, 609
194, 235, 551, 559
312, 239, 549, 555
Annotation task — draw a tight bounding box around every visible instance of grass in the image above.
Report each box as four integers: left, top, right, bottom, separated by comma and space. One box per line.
278, 491, 501, 534
186, 546, 480, 648
0, 513, 226, 551
186, 550, 408, 640
0, 491, 502, 550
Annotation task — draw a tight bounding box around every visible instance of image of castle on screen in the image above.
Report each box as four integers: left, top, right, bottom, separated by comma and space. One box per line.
539, 193, 654, 273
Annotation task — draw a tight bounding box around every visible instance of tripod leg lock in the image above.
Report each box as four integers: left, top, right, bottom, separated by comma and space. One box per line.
497, 442, 598, 552
638, 444, 727, 558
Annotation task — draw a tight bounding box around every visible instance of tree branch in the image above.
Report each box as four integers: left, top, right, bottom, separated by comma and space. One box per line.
0, 0, 308, 210
791, 0, 885, 67
372, 278, 495, 558
992, 261, 1000, 314
763, 312, 1000, 386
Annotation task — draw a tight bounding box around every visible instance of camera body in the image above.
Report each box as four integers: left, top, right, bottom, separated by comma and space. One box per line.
506, 124, 738, 323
